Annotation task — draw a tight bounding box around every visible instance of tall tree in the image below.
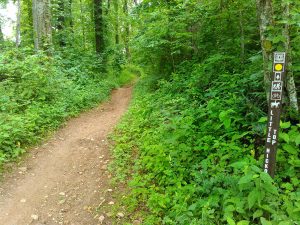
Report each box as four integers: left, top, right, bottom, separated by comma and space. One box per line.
123, 0, 130, 58
0, 17, 4, 43
16, 0, 21, 47
106, 0, 110, 13
256, 0, 274, 99
113, 0, 119, 45
57, 0, 66, 46
0, 11, 4, 43
283, 2, 298, 113
238, 8, 245, 63
32, 0, 52, 50
0, 23, 4, 43
67, 0, 73, 29
20, 0, 34, 46
94, 0, 104, 54
79, 0, 86, 48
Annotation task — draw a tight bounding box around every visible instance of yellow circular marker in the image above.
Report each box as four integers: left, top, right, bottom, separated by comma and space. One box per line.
275, 64, 283, 71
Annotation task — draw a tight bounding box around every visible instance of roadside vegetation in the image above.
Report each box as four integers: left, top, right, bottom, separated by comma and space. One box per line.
110, 0, 300, 224
112, 64, 299, 224
0, 47, 119, 165
0, 0, 133, 166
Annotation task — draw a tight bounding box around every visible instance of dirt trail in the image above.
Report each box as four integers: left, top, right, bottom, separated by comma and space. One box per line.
0, 87, 132, 225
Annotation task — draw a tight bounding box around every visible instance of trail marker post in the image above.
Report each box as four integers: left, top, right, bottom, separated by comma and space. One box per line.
263, 52, 286, 178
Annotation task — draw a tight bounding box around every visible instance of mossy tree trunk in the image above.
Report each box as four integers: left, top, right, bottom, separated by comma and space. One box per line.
0, 23, 4, 43
32, 0, 52, 50
94, 0, 104, 54
16, 0, 21, 47
114, 0, 119, 45
57, 0, 66, 47
283, 2, 299, 113
256, 0, 274, 100
123, 0, 130, 59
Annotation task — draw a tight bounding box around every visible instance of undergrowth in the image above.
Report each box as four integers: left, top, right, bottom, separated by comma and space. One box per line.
111, 54, 300, 225
0, 47, 119, 166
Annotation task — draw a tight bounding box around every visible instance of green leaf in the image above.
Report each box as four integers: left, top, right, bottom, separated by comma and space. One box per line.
264, 182, 278, 195
278, 221, 292, 225
230, 161, 247, 169
260, 172, 273, 184
260, 173, 278, 195
224, 118, 231, 129
260, 217, 272, 225
237, 221, 249, 225
272, 35, 285, 44
258, 117, 268, 123
261, 205, 276, 214
251, 165, 262, 173
280, 121, 291, 129
290, 159, 300, 167
248, 189, 259, 209
280, 133, 290, 143
253, 210, 263, 219
227, 217, 236, 225
225, 205, 235, 212
295, 134, 300, 146
188, 203, 197, 211
238, 174, 253, 185
219, 110, 232, 129
232, 132, 249, 141
282, 144, 298, 155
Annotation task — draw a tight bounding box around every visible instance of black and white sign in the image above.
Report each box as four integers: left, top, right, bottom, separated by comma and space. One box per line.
263, 52, 286, 178
274, 52, 286, 64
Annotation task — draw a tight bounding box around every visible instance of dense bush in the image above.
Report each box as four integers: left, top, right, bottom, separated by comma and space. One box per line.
111, 54, 300, 224
0, 48, 118, 164
109, 0, 300, 223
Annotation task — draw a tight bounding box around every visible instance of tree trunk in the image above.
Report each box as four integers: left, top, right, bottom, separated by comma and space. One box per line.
80, 0, 86, 48
16, 0, 21, 47
256, 0, 274, 100
106, 0, 110, 14
68, 0, 74, 29
94, 0, 104, 54
123, 0, 130, 59
32, 0, 52, 50
114, 0, 119, 45
239, 8, 245, 64
57, 0, 66, 47
0, 23, 4, 43
283, 2, 299, 113
24, 0, 34, 45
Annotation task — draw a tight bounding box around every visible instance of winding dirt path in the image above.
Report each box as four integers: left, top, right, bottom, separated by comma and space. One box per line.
0, 87, 132, 225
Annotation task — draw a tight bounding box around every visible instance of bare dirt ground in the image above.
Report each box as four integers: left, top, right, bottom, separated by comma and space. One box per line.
0, 87, 132, 225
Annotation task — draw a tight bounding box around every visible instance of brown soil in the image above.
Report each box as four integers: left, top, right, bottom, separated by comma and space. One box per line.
0, 87, 132, 225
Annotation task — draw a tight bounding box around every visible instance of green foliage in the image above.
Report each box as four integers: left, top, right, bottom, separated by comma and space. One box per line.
116, 64, 141, 86
111, 53, 300, 224
131, 0, 259, 76
111, 0, 300, 223
0, 48, 117, 165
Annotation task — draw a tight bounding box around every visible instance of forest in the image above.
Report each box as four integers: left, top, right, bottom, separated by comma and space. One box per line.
0, 0, 300, 224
